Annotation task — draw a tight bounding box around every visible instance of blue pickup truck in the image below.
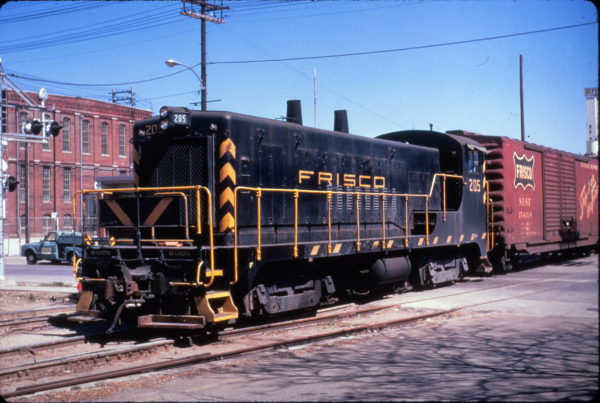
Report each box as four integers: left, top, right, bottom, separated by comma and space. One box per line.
21, 231, 84, 264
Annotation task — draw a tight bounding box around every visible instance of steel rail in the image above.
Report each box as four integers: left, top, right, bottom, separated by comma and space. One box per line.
3, 308, 457, 399
0, 305, 73, 322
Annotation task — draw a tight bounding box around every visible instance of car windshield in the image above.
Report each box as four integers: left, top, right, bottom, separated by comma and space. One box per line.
45, 232, 57, 241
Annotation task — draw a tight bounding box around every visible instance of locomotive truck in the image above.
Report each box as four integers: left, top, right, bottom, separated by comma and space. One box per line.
72, 101, 597, 332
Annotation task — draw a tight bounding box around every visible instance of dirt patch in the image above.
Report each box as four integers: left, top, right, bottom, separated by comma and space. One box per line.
0, 290, 74, 312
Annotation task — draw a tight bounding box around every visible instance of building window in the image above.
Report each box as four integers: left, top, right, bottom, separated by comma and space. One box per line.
62, 117, 71, 152
63, 167, 71, 202
19, 112, 28, 149
18, 163, 27, 202
63, 214, 73, 230
42, 113, 51, 150
42, 166, 51, 202
119, 124, 126, 157
101, 122, 109, 155
82, 120, 90, 153
42, 214, 52, 233
20, 214, 27, 236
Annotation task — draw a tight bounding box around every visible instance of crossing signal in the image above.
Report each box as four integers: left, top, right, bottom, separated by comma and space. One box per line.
4, 176, 18, 192
22, 120, 43, 135
21, 120, 62, 137
47, 121, 62, 137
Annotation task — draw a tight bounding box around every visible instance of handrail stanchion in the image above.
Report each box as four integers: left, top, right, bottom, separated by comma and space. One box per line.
380, 194, 386, 249
443, 175, 447, 222
327, 192, 332, 254
256, 189, 262, 261
293, 190, 299, 258
425, 196, 430, 245
355, 192, 361, 251
404, 195, 409, 247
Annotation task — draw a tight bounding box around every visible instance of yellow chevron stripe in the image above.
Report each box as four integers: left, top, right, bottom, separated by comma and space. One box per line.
219, 187, 235, 208
387, 240, 394, 249
333, 243, 342, 254
372, 241, 380, 249
471, 233, 478, 240
459, 234, 465, 242
481, 233, 487, 240
418, 238, 424, 246
219, 138, 236, 159
446, 235, 453, 244
310, 245, 320, 256
219, 212, 235, 232
433, 236, 439, 245
219, 162, 237, 184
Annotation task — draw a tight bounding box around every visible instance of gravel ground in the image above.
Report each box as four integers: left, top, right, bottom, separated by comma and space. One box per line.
0, 290, 74, 312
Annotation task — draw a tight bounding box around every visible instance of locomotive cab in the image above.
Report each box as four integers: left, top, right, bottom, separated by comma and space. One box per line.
377, 130, 491, 277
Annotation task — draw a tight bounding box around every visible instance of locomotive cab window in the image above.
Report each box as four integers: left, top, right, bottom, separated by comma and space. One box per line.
467, 149, 483, 174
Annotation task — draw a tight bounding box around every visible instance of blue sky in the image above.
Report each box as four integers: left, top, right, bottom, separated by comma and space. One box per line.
0, 0, 597, 154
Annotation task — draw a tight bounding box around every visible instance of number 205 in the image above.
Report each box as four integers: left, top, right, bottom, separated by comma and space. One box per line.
468, 179, 481, 192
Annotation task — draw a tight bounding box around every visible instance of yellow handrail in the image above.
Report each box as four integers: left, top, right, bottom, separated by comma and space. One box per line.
72, 185, 216, 288
231, 172, 465, 285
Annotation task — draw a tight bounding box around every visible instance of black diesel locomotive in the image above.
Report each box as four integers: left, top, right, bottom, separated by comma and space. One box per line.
74, 101, 492, 331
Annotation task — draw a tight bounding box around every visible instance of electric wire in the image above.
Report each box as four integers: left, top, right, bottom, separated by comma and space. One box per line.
6, 21, 595, 87
208, 21, 597, 64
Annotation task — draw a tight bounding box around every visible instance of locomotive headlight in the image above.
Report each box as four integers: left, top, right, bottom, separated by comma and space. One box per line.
157, 106, 191, 131
159, 106, 169, 118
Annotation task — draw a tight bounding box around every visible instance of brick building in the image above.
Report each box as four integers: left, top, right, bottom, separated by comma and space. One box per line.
1, 90, 151, 251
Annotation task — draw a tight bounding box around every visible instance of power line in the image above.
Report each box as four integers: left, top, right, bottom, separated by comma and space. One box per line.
6, 21, 595, 87
208, 21, 597, 64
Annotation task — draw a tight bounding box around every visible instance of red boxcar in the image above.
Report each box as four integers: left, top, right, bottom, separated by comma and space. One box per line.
450, 131, 598, 270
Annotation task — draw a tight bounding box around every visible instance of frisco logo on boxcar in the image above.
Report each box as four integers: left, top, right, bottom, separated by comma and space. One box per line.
513, 152, 535, 191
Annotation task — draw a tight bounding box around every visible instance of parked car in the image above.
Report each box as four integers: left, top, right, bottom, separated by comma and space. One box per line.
21, 231, 84, 265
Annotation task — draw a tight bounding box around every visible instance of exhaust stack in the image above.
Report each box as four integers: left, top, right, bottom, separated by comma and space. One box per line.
286, 100, 303, 125
334, 110, 349, 133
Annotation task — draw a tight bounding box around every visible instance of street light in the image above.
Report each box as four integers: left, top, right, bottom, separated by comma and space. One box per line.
165, 59, 205, 110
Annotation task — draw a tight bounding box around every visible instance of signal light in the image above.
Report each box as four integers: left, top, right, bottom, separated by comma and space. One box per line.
21, 120, 62, 137
4, 176, 18, 192
22, 120, 44, 135
47, 121, 62, 137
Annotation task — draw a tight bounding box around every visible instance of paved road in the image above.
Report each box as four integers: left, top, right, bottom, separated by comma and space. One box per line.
95, 254, 598, 402
0, 256, 76, 288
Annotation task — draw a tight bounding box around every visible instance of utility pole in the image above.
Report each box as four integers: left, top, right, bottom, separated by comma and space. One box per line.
0, 59, 62, 284
520, 54, 525, 142
180, 0, 228, 111
111, 87, 136, 107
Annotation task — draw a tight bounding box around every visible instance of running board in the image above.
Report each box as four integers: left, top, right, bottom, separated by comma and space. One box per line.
194, 291, 239, 323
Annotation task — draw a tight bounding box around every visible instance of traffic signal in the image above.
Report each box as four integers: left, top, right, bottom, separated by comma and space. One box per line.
22, 120, 44, 135
4, 176, 18, 192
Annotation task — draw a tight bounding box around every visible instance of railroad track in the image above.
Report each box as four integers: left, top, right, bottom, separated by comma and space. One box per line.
0, 307, 75, 334
2, 266, 593, 399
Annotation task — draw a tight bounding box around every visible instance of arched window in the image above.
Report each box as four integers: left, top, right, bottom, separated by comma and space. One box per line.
82, 120, 90, 153
119, 124, 126, 157
101, 122, 109, 155
62, 117, 71, 152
